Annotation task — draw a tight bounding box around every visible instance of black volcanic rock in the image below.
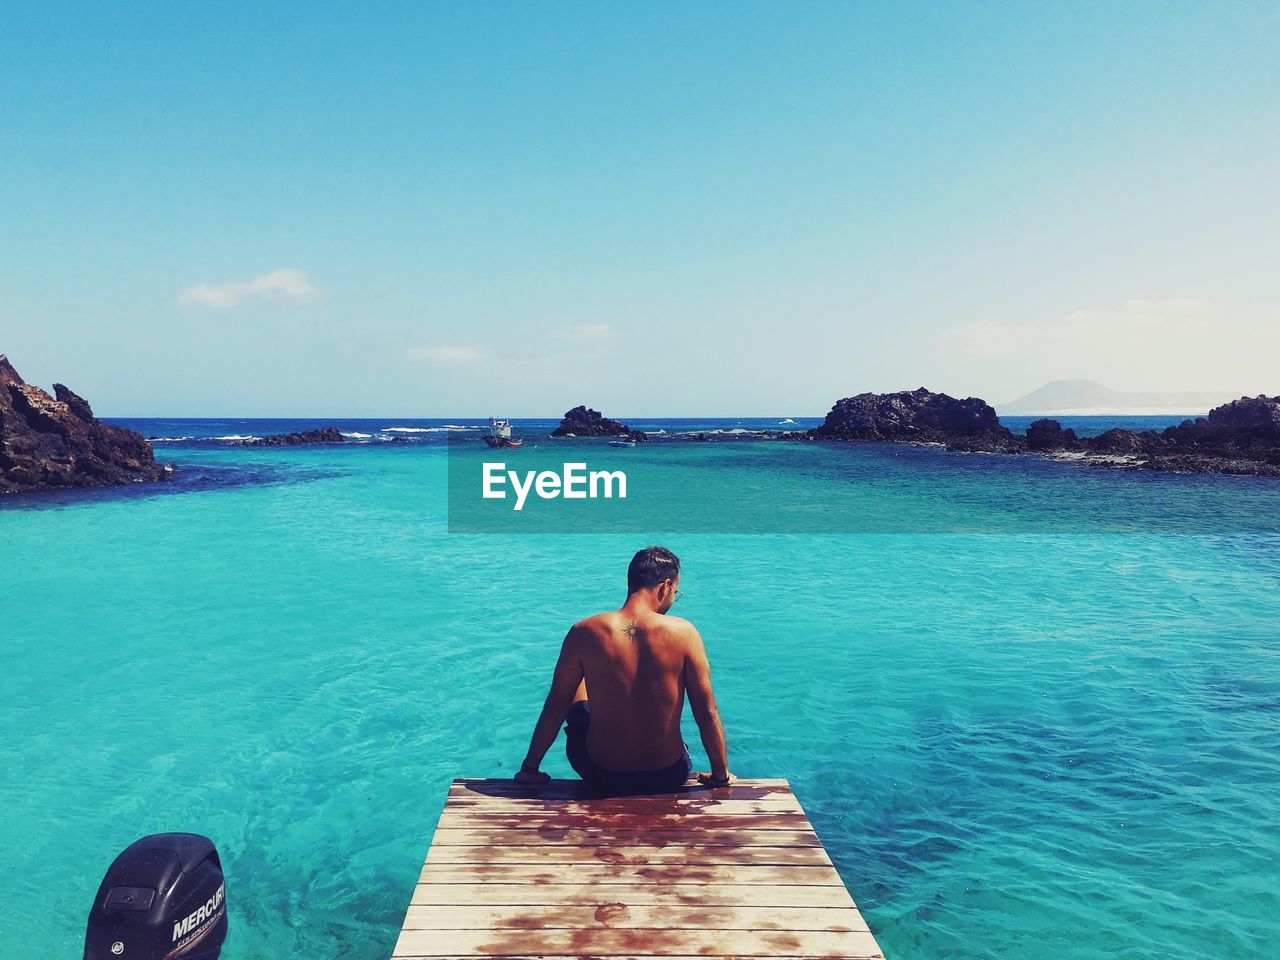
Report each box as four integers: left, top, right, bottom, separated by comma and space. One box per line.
946, 430, 1025, 454
1055, 395, 1280, 476
0, 354, 170, 494
811, 387, 1020, 452
552, 405, 646, 441
807, 388, 1280, 475
1206, 394, 1280, 436
1135, 395, 1280, 475
1142, 452, 1280, 477
1085, 428, 1149, 456
1025, 418, 1079, 451
243, 426, 345, 446
807, 387, 1280, 476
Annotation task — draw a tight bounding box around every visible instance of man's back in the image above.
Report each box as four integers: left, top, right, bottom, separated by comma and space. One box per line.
572, 609, 693, 771
517, 545, 731, 790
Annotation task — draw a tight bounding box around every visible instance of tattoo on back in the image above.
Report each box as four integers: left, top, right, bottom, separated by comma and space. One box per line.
624, 620, 640, 640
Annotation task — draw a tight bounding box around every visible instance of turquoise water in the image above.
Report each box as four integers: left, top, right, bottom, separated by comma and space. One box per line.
4, 421, 1279, 958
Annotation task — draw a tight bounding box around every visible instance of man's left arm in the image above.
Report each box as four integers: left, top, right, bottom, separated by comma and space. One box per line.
516, 627, 584, 783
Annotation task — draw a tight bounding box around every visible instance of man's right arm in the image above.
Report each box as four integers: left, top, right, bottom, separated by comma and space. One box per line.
682, 626, 731, 783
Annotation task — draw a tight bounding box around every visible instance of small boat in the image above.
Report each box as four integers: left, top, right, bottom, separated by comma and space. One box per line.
484, 418, 523, 448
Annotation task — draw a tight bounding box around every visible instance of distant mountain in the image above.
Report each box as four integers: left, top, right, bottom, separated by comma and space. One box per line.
999, 380, 1237, 416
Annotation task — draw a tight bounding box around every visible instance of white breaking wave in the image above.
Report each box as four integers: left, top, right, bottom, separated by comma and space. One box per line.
664, 427, 768, 438
146, 436, 193, 443
779, 418, 795, 424
645, 428, 667, 435
341, 432, 373, 439
381, 425, 471, 433
211, 435, 260, 442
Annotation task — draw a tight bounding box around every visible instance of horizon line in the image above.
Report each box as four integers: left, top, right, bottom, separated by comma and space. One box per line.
97, 410, 1217, 421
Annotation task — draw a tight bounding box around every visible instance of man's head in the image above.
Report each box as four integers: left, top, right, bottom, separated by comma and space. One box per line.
627, 545, 680, 612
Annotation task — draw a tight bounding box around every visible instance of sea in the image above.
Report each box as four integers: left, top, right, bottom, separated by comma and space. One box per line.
3, 415, 1278, 959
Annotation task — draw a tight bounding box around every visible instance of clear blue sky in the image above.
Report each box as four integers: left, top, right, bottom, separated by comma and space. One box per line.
1, 2, 1276, 416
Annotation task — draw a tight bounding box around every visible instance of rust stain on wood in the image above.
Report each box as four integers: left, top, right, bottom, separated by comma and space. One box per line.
431, 827, 824, 847
442, 814, 813, 833
592, 902, 630, 925
391, 778, 885, 960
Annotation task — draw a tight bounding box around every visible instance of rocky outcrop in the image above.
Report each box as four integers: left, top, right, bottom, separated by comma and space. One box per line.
808, 387, 1280, 477
810, 388, 1021, 452
0, 354, 170, 494
1087, 428, 1148, 456
242, 427, 345, 446
1143, 395, 1280, 475
551, 406, 648, 441
1025, 418, 1080, 451
1024, 395, 1280, 476
1206, 394, 1280, 435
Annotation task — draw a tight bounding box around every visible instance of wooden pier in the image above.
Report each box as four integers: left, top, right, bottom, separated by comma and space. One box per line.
392, 778, 885, 960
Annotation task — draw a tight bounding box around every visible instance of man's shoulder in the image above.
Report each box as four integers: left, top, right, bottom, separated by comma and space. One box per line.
658, 613, 695, 629
656, 613, 700, 641
570, 611, 618, 635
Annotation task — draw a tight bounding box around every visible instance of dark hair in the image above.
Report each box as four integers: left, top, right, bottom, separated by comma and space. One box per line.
627, 545, 680, 593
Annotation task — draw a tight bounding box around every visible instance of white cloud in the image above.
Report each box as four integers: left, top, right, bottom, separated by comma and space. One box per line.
556, 323, 615, 343
405, 345, 484, 363
931, 298, 1280, 399
179, 268, 317, 308
403, 326, 611, 368
944, 299, 1219, 359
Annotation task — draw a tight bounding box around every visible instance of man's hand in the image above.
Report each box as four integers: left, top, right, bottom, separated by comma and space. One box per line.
515, 766, 550, 785
695, 770, 736, 787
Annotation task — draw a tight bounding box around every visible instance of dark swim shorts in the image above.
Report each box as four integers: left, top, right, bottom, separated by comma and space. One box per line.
564, 700, 692, 795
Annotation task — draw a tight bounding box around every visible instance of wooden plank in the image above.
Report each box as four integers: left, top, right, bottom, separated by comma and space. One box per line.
427, 827, 824, 847
394, 956, 880, 960
435, 812, 812, 831
423, 844, 833, 866
401, 904, 869, 932
419, 863, 844, 886
442, 798, 806, 815
446, 794, 802, 810
408, 883, 858, 908
449, 778, 791, 798
393, 780, 883, 960
392, 927, 883, 957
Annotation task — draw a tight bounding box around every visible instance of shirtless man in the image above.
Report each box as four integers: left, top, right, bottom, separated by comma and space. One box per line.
516, 546, 733, 792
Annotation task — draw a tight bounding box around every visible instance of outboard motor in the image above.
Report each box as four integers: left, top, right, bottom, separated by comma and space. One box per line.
84, 833, 227, 960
